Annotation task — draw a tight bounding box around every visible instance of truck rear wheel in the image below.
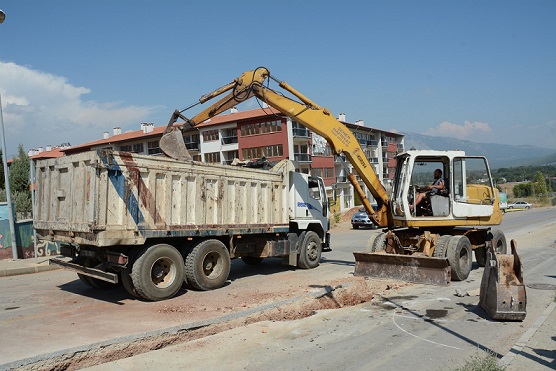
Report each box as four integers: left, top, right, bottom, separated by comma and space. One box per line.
447, 236, 472, 281
297, 231, 322, 269
185, 239, 231, 291
131, 244, 185, 301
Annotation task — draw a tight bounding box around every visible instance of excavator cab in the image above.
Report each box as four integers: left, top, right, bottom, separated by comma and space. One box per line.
389, 151, 501, 226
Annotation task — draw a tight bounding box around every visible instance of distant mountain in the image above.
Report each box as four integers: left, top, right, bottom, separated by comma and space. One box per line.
402, 132, 556, 169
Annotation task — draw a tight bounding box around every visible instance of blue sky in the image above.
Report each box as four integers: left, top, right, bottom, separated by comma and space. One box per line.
0, 1, 555, 158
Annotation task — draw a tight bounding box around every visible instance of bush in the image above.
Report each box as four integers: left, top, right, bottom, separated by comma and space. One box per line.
449, 350, 505, 371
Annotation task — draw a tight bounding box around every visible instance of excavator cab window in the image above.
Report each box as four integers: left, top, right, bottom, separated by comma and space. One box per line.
408, 157, 449, 217
453, 157, 495, 205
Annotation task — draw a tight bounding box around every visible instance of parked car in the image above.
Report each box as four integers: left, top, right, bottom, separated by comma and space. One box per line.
507, 201, 532, 210
351, 206, 377, 229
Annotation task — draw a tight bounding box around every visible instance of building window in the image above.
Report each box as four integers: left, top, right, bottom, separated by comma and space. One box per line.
147, 140, 161, 154
204, 152, 221, 163
132, 143, 144, 153
222, 128, 238, 144
312, 168, 323, 177
240, 120, 282, 137
184, 134, 200, 150
203, 130, 219, 142
324, 168, 334, 178
120, 144, 132, 152
241, 144, 283, 160
192, 154, 202, 162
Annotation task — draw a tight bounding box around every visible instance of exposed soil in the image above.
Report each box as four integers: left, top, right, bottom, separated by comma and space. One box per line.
19, 277, 399, 371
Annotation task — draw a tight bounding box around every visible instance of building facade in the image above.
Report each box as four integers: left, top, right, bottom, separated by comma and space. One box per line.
47, 107, 403, 212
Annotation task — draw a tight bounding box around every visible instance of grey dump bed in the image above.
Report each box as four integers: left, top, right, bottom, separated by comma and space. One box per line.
34, 150, 289, 246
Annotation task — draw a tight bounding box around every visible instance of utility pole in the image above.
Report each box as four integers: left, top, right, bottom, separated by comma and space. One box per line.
0, 11, 19, 259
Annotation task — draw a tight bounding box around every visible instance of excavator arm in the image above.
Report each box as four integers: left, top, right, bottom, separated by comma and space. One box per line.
160, 67, 392, 227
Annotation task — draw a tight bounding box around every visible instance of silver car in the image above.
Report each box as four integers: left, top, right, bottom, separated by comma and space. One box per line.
507, 201, 532, 209
351, 207, 377, 229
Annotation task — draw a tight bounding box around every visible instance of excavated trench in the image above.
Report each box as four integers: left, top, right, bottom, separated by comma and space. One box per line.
16, 279, 394, 371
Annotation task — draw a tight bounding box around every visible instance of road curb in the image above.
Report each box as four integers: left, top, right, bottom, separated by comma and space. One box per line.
0, 262, 59, 277
498, 301, 556, 367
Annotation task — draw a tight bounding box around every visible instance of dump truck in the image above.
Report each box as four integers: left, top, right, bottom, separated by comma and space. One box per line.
35, 150, 330, 301
158, 67, 526, 318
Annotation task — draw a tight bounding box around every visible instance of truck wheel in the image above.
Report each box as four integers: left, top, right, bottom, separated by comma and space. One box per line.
131, 244, 185, 301
121, 268, 140, 298
446, 236, 472, 281
241, 256, 264, 265
77, 273, 95, 287
433, 235, 452, 258
297, 231, 322, 269
185, 239, 231, 291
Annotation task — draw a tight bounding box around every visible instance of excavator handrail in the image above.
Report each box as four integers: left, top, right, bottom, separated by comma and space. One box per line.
161, 67, 392, 227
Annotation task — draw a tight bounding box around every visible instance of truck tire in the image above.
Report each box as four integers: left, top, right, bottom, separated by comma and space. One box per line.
433, 235, 452, 258
121, 268, 140, 298
297, 231, 322, 269
446, 236, 472, 281
185, 239, 231, 291
476, 229, 508, 267
131, 244, 185, 301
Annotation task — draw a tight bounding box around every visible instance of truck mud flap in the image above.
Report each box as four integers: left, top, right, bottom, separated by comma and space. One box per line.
479, 239, 526, 321
353, 252, 451, 286
49, 258, 119, 284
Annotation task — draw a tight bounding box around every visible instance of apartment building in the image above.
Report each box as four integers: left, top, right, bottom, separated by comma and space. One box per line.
42, 107, 403, 211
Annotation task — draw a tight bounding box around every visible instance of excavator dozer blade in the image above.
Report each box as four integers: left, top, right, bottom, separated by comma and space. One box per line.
160, 130, 192, 161
479, 239, 526, 321
353, 252, 451, 286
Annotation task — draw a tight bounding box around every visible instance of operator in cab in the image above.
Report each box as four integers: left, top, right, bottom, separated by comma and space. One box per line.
412, 169, 445, 212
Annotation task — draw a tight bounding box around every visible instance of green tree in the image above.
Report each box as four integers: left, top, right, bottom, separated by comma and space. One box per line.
534, 171, 549, 205
513, 183, 533, 198
8, 144, 32, 213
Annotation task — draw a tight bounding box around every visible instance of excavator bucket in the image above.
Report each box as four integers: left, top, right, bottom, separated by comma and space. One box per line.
160, 130, 192, 161
479, 239, 526, 321
353, 252, 451, 286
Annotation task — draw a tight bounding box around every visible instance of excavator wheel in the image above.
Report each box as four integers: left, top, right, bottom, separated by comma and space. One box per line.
365, 232, 387, 252
446, 236, 473, 281
476, 230, 508, 267
433, 235, 452, 258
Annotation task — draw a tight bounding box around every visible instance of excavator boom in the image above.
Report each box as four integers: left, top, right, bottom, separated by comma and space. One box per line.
161, 67, 391, 227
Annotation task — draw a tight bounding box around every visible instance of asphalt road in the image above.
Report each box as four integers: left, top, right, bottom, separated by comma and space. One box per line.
1, 208, 554, 370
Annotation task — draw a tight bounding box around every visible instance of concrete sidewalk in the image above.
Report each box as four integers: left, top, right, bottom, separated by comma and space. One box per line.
0, 257, 59, 277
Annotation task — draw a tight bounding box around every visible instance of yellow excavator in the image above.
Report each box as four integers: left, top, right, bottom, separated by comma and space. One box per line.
160, 67, 526, 320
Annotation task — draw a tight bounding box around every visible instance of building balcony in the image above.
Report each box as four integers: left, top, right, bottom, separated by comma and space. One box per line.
185, 142, 200, 150
292, 128, 311, 138
294, 153, 312, 163
221, 136, 238, 145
